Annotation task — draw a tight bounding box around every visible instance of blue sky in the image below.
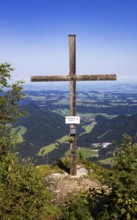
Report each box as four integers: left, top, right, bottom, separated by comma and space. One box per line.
0, 0, 137, 83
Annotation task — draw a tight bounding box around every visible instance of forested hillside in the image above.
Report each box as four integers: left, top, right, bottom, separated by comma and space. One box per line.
15, 103, 69, 158
78, 113, 137, 146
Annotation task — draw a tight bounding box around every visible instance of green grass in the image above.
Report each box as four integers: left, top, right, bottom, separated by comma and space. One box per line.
11, 126, 27, 136
37, 135, 68, 156
11, 126, 27, 140
28, 95, 46, 101
78, 113, 93, 117
52, 108, 70, 116
52, 98, 68, 105
98, 157, 113, 165
65, 148, 98, 159
36, 164, 63, 177
36, 165, 52, 177
57, 135, 68, 143
38, 143, 56, 156
80, 122, 97, 137
82, 122, 97, 133
10, 126, 27, 144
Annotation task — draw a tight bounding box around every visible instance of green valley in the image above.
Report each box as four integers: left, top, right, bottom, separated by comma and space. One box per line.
15, 83, 137, 166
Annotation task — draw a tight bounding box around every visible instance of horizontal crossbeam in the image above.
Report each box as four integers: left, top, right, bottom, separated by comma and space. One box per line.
31, 74, 116, 82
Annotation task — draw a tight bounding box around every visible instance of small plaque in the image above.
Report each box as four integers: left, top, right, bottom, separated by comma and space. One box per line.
70, 127, 76, 135
65, 116, 80, 124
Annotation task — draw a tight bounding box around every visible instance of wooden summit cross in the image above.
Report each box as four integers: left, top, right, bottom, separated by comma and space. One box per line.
31, 35, 116, 176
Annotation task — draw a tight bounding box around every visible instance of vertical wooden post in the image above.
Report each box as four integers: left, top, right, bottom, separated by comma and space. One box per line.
69, 35, 77, 175
31, 34, 116, 176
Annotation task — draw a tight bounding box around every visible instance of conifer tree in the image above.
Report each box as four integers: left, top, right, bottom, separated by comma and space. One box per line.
0, 63, 56, 219
110, 134, 137, 219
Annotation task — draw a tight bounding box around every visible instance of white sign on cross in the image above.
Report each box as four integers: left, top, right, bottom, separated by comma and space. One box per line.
65, 116, 80, 124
